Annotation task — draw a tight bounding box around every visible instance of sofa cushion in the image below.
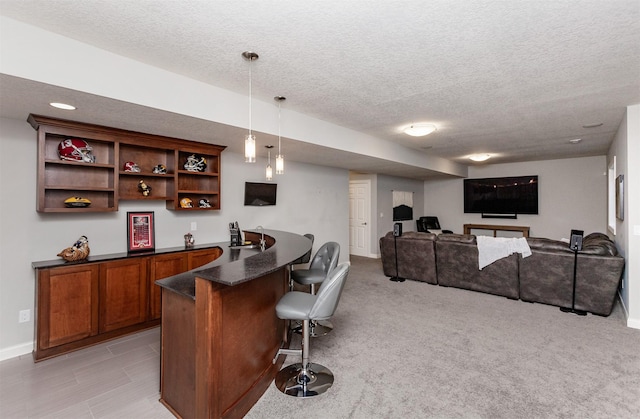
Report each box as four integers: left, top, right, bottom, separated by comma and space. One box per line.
379, 231, 437, 284
526, 237, 574, 253
435, 233, 476, 244
435, 234, 519, 299
397, 231, 437, 241
582, 233, 618, 256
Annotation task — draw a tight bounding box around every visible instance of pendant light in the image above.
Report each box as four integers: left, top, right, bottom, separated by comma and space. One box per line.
243, 51, 259, 163
274, 96, 286, 174
265, 145, 273, 180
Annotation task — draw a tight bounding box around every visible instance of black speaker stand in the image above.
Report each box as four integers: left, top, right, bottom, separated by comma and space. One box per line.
560, 249, 586, 316
389, 234, 405, 282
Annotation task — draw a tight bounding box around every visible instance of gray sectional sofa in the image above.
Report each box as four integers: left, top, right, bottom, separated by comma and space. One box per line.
379, 231, 625, 316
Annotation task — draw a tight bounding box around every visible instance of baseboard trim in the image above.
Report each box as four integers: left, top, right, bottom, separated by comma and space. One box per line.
349, 252, 380, 259
627, 318, 640, 330
618, 290, 629, 318
617, 291, 640, 330
0, 341, 33, 362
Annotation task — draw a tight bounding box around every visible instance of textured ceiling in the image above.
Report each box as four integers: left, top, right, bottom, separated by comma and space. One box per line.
1, 0, 639, 179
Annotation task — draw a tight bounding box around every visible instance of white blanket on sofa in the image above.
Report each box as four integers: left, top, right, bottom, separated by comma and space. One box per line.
476, 236, 532, 270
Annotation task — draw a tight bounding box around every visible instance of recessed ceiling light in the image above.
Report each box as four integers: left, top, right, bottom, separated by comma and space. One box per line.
469, 153, 491, 162
582, 122, 603, 129
50, 102, 76, 110
569, 138, 582, 144
403, 123, 437, 137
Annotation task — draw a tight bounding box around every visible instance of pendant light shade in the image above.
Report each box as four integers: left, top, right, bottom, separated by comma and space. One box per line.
275, 154, 284, 174
265, 145, 273, 180
245, 134, 256, 163
274, 96, 286, 174
266, 163, 273, 180
243, 51, 259, 163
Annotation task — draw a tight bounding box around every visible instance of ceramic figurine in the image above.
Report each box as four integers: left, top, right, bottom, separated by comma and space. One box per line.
138, 180, 152, 196
57, 236, 90, 261
184, 232, 195, 247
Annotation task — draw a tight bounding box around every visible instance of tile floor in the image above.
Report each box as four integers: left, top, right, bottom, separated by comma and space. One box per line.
0, 327, 174, 418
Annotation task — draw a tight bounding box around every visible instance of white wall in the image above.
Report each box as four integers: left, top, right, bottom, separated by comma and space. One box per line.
376, 175, 425, 240
0, 116, 350, 360
609, 104, 640, 328
424, 156, 607, 240
348, 172, 425, 257
626, 104, 640, 328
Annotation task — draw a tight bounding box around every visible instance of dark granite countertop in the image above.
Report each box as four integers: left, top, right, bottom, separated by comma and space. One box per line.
34, 229, 311, 300
32, 242, 223, 269
156, 229, 311, 299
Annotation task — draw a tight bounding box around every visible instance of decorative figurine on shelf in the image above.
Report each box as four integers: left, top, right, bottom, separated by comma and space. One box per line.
123, 161, 141, 172
180, 197, 193, 208
184, 232, 195, 248
152, 164, 167, 174
57, 235, 90, 262
57, 138, 96, 163
198, 199, 212, 208
138, 180, 152, 196
184, 154, 207, 172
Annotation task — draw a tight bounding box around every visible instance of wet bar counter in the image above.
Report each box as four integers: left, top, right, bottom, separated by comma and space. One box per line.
32, 243, 223, 361
156, 229, 311, 419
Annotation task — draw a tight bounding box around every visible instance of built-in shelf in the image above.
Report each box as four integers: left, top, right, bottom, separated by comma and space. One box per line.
29, 114, 225, 212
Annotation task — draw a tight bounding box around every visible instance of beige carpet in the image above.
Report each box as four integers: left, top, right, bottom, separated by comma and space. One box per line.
246, 256, 640, 419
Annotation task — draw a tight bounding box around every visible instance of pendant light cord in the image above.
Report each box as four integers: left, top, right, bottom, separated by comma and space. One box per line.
249, 60, 252, 135
278, 100, 281, 154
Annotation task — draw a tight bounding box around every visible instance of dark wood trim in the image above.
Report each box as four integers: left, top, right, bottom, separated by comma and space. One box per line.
464, 223, 530, 237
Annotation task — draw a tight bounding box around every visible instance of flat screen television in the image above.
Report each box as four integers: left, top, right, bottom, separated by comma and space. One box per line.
244, 182, 277, 206
464, 175, 538, 215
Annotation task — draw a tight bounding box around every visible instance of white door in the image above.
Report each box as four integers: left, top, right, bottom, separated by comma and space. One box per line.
349, 180, 371, 257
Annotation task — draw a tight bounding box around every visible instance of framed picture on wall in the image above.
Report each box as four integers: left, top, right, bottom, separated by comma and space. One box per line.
127, 211, 155, 252
616, 175, 624, 221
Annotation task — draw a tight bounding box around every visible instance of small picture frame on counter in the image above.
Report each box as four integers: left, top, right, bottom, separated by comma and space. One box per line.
127, 211, 155, 252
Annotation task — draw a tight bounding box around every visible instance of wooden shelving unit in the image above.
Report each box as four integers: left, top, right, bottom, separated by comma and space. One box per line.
29, 114, 225, 212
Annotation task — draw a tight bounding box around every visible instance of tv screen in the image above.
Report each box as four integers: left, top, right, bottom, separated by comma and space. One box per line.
464, 175, 538, 215
244, 182, 277, 206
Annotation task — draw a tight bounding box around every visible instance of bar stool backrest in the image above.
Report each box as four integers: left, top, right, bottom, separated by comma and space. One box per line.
309, 241, 340, 278
310, 263, 350, 320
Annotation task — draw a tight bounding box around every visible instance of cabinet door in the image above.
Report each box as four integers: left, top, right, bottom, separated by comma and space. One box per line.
149, 253, 188, 320
188, 248, 221, 270
37, 265, 99, 350
99, 258, 148, 333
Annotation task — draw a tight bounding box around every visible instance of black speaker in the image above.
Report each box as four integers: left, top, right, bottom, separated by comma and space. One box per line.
569, 229, 584, 251
393, 222, 403, 237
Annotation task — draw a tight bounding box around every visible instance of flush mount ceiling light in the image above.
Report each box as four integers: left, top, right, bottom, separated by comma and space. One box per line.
274, 96, 286, 174
403, 123, 437, 137
469, 153, 492, 162
49, 102, 76, 110
242, 51, 259, 163
265, 145, 273, 181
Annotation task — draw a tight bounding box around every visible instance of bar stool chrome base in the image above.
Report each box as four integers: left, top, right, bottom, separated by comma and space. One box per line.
292, 320, 333, 337
275, 362, 334, 397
